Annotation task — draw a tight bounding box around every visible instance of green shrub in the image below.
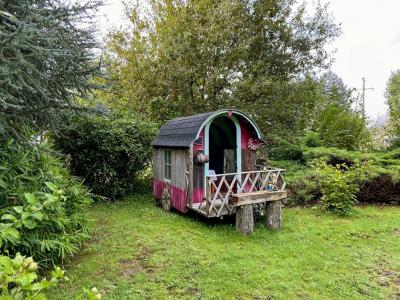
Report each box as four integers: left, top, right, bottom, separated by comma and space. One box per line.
287, 176, 322, 207
53, 113, 157, 199
268, 137, 304, 161
302, 131, 322, 148
272, 144, 400, 208
0, 139, 91, 267
302, 146, 359, 165
0, 252, 64, 299
318, 162, 362, 215
316, 104, 370, 150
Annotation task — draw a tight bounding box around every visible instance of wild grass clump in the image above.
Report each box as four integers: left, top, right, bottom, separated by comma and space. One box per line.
0, 139, 92, 267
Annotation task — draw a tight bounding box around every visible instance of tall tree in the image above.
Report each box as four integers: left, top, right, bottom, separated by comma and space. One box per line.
0, 0, 101, 139
309, 71, 370, 150
385, 70, 400, 147
319, 71, 355, 108
102, 0, 340, 134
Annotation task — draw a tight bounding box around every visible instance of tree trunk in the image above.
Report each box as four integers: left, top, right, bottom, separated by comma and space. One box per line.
236, 204, 254, 234
266, 200, 282, 230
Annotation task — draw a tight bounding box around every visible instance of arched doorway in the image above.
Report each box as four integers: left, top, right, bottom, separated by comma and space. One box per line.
204, 113, 242, 189
208, 116, 237, 175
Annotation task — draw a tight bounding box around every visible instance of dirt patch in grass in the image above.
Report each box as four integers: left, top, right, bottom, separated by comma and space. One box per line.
376, 269, 400, 288
391, 228, 400, 236
119, 246, 155, 278
373, 258, 400, 298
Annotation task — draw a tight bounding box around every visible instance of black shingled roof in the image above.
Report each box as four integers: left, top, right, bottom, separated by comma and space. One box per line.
152, 109, 263, 148
152, 111, 214, 148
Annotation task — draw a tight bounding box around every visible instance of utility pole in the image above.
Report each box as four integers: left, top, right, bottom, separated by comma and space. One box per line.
357, 77, 373, 119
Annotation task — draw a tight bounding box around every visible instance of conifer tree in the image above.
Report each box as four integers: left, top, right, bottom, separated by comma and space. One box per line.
0, 0, 101, 139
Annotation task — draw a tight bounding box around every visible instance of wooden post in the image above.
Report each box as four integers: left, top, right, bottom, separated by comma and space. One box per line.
236, 204, 254, 234
266, 200, 282, 230
205, 177, 211, 215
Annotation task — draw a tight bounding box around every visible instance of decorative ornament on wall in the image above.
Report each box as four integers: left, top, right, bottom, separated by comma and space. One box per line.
248, 138, 263, 151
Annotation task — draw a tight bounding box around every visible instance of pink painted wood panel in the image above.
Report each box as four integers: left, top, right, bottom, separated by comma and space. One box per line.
193, 188, 204, 203
153, 179, 188, 213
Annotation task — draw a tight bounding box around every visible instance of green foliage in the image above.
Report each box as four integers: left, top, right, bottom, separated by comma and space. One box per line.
319, 71, 356, 107
317, 162, 361, 216
267, 136, 304, 161
0, 139, 92, 267
275, 146, 400, 208
315, 104, 370, 150
286, 175, 322, 207
385, 70, 400, 147
0, 0, 101, 140
302, 146, 359, 165
239, 75, 328, 141
52, 113, 157, 199
0, 252, 64, 299
101, 0, 340, 131
301, 131, 322, 148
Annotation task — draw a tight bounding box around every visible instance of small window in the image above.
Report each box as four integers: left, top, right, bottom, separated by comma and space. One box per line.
164, 150, 172, 180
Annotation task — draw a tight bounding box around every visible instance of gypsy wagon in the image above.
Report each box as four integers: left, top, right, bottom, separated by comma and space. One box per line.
152, 109, 287, 233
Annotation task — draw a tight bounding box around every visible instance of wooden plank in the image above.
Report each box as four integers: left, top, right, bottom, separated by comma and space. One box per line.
238, 172, 251, 193
206, 168, 285, 177
235, 196, 285, 206
234, 190, 287, 200
207, 178, 218, 216
217, 175, 236, 216
248, 172, 261, 192
205, 178, 211, 214
233, 191, 287, 206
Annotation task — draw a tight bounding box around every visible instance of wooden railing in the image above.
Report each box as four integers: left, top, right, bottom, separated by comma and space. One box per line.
203, 168, 286, 217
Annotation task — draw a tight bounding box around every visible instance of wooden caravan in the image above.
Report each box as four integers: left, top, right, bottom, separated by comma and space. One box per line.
152, 109, 287, 233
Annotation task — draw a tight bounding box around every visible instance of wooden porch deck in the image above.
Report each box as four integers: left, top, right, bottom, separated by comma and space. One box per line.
190, 199, 234, 218
188, 168, 287, 218
189, 190, 287, 218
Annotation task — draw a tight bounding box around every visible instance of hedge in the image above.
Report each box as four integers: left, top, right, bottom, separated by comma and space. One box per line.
53, 113, 157, 199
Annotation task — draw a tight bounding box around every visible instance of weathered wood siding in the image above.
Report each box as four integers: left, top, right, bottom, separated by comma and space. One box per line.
152, 148, 163, 181
153, 148, 189, 213
153, 148, 187, 188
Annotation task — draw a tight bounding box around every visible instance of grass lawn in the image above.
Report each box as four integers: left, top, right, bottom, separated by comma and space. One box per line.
49, 195, 400, 299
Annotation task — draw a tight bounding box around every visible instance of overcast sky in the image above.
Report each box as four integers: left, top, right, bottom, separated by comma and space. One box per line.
97, 0, 400, 120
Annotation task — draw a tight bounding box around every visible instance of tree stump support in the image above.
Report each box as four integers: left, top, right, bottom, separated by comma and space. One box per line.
266, 200, 282, 229
235, 204, 254, 234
